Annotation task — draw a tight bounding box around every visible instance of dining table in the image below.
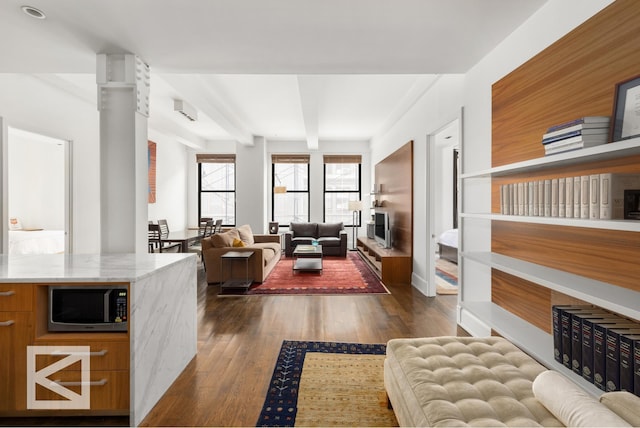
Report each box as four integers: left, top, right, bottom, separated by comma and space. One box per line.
160, 229, 201, 252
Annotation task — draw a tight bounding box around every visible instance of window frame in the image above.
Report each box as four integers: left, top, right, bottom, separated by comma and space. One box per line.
323, 160, 362, 227
271, 157, 310, 227
197, 156, 236, 227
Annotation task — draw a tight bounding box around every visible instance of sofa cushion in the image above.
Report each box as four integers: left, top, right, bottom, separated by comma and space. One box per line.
236, 224, 255, 245
533, 370, 630, 427
252, 242, 280, 265
210, 229, 240, 248
317, 236, 340, 247
317, 222, 343, 237
290, 222, 317, 238
600, 392, 640, 427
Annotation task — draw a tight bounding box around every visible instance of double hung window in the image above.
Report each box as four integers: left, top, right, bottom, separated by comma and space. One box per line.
272, 154, 310, 226
197, 153, 235, 226
323, 155, 362, 226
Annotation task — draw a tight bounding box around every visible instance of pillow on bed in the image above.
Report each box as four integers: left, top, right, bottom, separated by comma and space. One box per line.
9, 217, 22, 230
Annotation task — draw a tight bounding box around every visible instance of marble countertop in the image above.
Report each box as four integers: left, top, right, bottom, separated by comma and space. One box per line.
0, 253, 195, 282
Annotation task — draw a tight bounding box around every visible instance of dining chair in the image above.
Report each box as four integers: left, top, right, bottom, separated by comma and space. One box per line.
148, 223, 180, 253
158, 219, 170, 238
213, 219, 223, 234
188, 219, 214, 262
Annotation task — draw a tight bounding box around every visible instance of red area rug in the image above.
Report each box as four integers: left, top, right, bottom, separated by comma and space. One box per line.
220, 252, 389, 296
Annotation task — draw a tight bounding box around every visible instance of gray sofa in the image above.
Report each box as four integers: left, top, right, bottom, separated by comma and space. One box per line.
284, 222, 347, 257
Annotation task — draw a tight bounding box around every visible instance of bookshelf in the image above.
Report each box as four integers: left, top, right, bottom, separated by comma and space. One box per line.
458, 0, 640, 392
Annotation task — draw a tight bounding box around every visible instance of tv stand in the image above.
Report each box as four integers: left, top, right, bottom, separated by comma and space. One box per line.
356, 237, 411, 286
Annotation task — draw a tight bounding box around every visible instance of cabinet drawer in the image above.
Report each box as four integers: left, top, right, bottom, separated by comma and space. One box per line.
0, 284, 32, 311
34, 340, 129, 371
34, 370, 129, 411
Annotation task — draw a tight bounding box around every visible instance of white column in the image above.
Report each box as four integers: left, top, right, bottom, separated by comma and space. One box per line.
97, 54, 150, 253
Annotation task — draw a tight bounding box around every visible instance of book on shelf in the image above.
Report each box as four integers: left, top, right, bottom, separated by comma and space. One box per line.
558, 177, 566, 217
573, 176, 581, 218
537, 180, 544, 217
581, 175, 590, 219
599, 173, 640, 219
618, 333, 640, 393
606, 328, 640, 392
571, 311, 611, 376
529, 181, 536, 216
551, 178, 559, 217
544, 135, 609, 156
594, 322, 639, 391
546, 116, 611, 133
583, 318, 622, 383
565, 177, 573, 218
544, 179, 552, 217
634, 339, 640, 395
543, 133, 609, 148
543, 125, 610, 141
589, 174, 600, 219
560, 307, 604, 369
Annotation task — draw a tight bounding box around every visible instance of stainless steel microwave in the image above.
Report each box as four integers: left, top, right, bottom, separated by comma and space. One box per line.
48, 286, 128, 332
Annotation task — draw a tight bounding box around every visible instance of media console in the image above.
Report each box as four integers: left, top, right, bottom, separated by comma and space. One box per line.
356, 237, 411, 286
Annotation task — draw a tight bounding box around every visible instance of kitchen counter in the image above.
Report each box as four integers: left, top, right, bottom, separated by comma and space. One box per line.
0, 253, 198, 426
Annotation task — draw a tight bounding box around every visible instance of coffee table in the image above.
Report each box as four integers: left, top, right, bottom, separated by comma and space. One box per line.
292, 244, 323, 273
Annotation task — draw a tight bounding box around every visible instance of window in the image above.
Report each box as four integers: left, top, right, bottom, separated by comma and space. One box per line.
197, 153, 235, 226
272, 154, 310, 226
323, 155, 362, 226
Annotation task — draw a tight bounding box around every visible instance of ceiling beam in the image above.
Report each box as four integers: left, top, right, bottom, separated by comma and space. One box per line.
159, 74, 253, 146
297, 76, 324, 150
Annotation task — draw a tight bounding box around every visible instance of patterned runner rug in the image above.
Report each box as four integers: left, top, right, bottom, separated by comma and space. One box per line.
256, 340, 396, 427
221, 252, 389, 296
436, 257, 458, 295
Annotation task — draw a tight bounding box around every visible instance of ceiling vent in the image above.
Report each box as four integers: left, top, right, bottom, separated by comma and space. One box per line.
173, 99, 198, 122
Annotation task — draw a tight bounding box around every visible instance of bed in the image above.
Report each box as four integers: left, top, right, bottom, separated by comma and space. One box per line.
8, 230, 65, 254
437, 228, 458, 264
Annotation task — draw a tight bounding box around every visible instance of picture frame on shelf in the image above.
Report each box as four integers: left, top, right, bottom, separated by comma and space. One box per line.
611, 75, 640, 142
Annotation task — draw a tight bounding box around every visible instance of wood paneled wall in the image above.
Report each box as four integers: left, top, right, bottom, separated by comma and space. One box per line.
375, 141, 413, 256
490, 1, 640, 327
492, 0, 640, 167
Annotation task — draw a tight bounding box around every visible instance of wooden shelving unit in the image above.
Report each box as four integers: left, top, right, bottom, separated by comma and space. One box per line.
356, 237, 411, 286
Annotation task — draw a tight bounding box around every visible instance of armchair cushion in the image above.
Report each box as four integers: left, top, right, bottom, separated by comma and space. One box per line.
290, 222, 317, 238
210, 229, 240, 248
317, 222, 343, 238
236, 224, 255, 245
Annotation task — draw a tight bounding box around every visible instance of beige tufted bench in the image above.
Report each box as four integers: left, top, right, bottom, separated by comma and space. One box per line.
384, 336, 563, 427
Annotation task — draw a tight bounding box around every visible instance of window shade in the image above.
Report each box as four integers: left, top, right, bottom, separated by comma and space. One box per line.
323, 155, 362, 164
271, 154, 310, 164
196, 153, 236, 163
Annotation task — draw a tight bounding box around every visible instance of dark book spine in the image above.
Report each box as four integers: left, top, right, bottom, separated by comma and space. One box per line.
582, 318, 596, 382
593, 323, 608, 390
572, 313, 584, 374
561, 310, 573, 368
619, 335, 637, 393
635, 340, 640, 397
553, 306, 563, 363
605, 330, 622, 391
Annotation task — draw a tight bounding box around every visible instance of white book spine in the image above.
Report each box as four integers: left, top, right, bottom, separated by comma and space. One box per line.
580, 175, 590, 219
500, 184, 506, 215
544, 179, 551, 217
517, 182, 524, 215
573, 177, 581, 218
558, 177, 566, 217
509, 183, 514, 215
565, 177, 573, 218
532, 181, 539, 216
551, 178, 559, 217
599, 173, 640, 219
538, 180, 544, 216
589, 174, 600, 219
524, 182, 530, 216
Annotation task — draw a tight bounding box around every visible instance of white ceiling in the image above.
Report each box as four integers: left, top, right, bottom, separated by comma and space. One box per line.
0, 0, 547, 148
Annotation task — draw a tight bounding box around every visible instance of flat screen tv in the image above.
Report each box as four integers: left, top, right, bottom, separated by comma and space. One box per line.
374, 211, 391, 248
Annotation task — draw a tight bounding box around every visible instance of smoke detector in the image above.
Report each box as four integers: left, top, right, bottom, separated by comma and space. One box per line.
173, 99, 198, 122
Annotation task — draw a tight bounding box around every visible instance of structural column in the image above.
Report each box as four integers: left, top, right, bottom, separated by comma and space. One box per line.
97, 54, 150, 253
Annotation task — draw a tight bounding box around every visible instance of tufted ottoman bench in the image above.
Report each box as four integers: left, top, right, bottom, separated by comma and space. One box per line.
384, 336, 563, 427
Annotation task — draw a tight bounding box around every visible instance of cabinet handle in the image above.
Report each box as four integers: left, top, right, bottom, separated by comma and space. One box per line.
0, 320, 15, 327
0, 290, 15, 297
53, 378, 108, 387
51, 349, 108, 357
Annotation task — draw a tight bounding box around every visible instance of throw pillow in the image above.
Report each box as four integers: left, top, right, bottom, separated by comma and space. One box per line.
318, 222, 343, 237
236, 224, 255, 245
600, 391, 640, 426
232, 238, 245, 247
532, 370, 630, 427
210, 229, 240, 248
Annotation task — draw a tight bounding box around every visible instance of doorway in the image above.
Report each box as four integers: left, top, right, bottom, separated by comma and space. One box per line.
3, 125, 71, 254
426, 118, 460, 296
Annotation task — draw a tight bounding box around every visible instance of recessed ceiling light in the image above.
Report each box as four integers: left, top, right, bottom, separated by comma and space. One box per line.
21, 5, 46, 19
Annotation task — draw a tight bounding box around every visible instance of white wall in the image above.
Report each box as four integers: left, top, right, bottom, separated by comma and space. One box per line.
0, 74, 100, 253
370, 74, 465, 295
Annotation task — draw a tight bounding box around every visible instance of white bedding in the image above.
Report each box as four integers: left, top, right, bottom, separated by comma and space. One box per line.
437, 228, 458, 248
9, 230, 65, 254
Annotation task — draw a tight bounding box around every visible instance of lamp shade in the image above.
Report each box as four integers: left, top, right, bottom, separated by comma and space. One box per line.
274, 186, 287, 194
348, 200, 363, 211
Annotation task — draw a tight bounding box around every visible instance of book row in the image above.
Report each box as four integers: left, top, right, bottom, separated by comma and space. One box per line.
553, 305, 640, 395
499, 173, 640, 220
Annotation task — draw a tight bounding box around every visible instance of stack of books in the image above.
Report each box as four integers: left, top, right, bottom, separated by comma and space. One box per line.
542, 116, 610, 156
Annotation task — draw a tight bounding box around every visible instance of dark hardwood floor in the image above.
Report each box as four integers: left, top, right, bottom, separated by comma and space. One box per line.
140, 261, 462, 427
